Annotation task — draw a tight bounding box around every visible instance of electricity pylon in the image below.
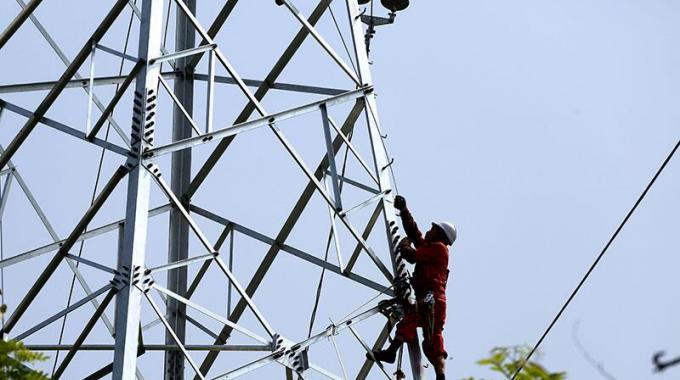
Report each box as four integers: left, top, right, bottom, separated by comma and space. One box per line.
0, 0, 423, 378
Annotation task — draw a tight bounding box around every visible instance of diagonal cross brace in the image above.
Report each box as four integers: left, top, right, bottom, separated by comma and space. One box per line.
1, 166, 128, 334
149, 170, 276, 338
0, 0, 43, 49
168, 0, 394, 282
15, 0, 132, 147
184, 0, 332, 199
194, 99, 370, 378
0, 0, 130, 171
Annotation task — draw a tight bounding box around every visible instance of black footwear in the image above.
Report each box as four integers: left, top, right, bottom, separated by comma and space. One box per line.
367, 349, 397, 364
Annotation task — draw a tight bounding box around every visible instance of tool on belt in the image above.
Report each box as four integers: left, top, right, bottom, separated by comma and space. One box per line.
394, 345, 405, 379
422, 291, 436, 343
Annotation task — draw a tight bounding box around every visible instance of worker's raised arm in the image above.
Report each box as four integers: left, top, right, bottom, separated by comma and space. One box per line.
397, 238, 417, 264
394, 195, 424, 247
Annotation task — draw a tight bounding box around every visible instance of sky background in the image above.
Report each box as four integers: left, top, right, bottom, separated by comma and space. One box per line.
0, 0, 679, 379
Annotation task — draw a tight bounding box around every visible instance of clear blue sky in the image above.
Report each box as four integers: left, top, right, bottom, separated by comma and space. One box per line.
0, 1, 679, 379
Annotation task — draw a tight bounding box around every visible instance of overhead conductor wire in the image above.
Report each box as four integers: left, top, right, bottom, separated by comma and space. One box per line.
511, 138, 680, 380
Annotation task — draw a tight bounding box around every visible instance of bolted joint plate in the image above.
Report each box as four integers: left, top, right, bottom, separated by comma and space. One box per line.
272, 334, 310, 374
110, 265, 153, 292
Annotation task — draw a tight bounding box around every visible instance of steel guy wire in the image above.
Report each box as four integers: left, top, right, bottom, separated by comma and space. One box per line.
51, 3, 139, 375
511, 137, 680, 380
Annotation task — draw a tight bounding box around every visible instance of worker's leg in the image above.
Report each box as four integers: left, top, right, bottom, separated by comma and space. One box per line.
432, 355, 446, 380
422, 332, 447, 379
423, 299, 447, 379
370, 305, 418, 363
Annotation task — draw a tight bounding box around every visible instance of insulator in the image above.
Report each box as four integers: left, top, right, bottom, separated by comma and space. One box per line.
380, 0, 409, 12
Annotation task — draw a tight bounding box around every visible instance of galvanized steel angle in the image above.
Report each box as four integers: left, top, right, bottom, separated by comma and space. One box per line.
13, 283, 113, 341
348, 325, 392, 380
152, 284, 270, 345
15, 0, 133, 148
277, 0, 361, 86
326, 115, 379, 185
0, 99, 129, 157
142, 289, 206, 379
147, 168, 276, 338
181, 0, 335, 201
0, 0, 131, 172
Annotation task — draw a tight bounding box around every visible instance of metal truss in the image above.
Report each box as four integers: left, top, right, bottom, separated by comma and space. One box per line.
0, 0, 421, 378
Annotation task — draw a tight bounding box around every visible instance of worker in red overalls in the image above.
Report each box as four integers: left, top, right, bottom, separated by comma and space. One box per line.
370, 195, 455, 380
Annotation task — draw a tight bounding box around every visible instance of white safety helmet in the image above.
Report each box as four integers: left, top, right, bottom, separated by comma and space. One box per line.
433, 222, 457, 245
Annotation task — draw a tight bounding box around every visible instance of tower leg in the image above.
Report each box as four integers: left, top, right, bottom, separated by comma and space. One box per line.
344, 0, 425, 379
113, 0, 165, 378
165, 1, 196, 379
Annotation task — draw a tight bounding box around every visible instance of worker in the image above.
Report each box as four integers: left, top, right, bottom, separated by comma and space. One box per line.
369, 195, 456, 380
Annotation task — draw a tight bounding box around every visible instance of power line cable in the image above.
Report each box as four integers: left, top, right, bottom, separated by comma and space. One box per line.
511, 138, 680, 380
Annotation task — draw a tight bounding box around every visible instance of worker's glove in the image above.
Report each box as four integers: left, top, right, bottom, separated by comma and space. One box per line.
393, 195, 407, 211
397, 237, 412, 251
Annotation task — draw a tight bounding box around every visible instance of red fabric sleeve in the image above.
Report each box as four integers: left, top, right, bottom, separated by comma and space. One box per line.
399, 207, 424, 247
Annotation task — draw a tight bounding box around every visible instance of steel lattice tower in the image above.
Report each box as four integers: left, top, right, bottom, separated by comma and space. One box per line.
0, 0, 424, 378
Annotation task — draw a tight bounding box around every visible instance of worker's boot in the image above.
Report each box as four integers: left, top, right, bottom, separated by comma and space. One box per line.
367, 338, 402, 363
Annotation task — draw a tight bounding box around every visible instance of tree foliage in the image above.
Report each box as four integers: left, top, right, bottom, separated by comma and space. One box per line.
464, 345, 567, 380
0, 340, 48, 380
0, 293, 48, 380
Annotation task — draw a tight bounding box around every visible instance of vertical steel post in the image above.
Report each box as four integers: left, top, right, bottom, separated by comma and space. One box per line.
166, 0, 195, 378
113, 0, 165, 378
86, 41, 96, 136
343, 1, 425, 379
206, 49, 215, 134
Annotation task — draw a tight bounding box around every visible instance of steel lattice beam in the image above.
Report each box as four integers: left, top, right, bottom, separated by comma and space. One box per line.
0, 1, 411, 378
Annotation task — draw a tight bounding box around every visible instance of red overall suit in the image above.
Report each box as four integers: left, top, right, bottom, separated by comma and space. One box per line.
396, 208, 449, 361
